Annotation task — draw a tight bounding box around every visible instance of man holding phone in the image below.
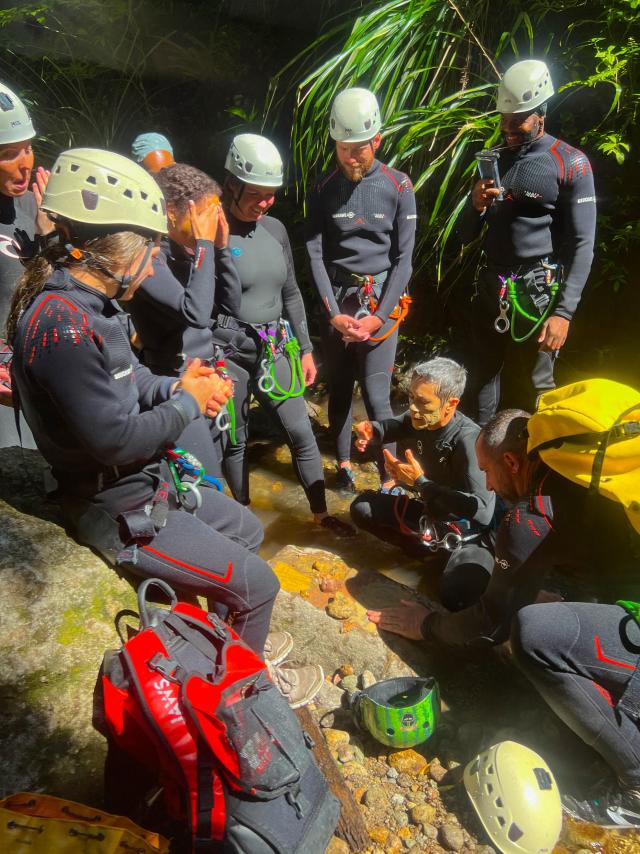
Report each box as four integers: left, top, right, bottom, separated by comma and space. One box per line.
454, 60, 596, 425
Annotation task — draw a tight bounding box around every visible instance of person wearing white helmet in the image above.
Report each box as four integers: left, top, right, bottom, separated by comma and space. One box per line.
7, 148, 324, 708
210, 131, 355, 550
454, 59, 597, 425
0, 81, 55, 448
305, 87, 417, 493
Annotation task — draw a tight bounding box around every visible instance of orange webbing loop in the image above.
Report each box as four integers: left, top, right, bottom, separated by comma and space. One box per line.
369, 294, 413, 343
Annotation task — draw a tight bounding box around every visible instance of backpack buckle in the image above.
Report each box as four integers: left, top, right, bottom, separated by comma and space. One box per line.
149, 652, 185, 683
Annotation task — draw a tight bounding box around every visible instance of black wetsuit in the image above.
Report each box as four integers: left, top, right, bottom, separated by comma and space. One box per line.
127, 237, 245, 476
0, 191, 38, 448
455, 133, 597, 424
420, 465, 639, 647
305, 160, 417, 479
351, 411, 497, 609
212, 212, 327, 513
513, 602, 640, 791
11, 267, 279, 653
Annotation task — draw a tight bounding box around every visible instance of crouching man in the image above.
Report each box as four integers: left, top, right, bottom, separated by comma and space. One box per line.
350, 357, 496, 610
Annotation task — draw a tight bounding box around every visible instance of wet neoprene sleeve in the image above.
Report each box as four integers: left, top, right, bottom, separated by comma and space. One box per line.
373, 185, 417, 321
137, 239, 215, 328
305, 188, 341, 318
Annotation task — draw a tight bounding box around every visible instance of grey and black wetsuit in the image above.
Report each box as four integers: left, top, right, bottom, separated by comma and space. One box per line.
11, 267, 279, 653
305, 159, 417, 478
420, 465, 638, 648
351, 410, 496, 610
126, 237, 245, 475
455, 133, 597, 423
212, 212, 327, 513
0, 191, 38, 448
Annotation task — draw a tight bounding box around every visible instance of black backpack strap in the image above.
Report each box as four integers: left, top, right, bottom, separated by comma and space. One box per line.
590, 402, 640, 496
194, 736, 226, 852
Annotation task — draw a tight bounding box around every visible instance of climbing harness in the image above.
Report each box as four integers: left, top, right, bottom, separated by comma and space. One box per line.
165, 447, 223, 512
213, 358, 237, 445
257, 319, 306, 401
353, 274, 412, 343
392, 494, 480, 552
493, 261, 562, 342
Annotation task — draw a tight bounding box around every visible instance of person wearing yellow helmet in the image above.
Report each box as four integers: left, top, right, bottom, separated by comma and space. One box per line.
453, 59, 596, 425
0, 80, 55, 448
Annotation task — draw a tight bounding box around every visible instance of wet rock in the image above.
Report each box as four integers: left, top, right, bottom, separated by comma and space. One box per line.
325, 838, 350, 854
337, 663, 354, 678
361, 669, 377, 689
324, 728, 350, 751
421, 824, 438, 841
409, 803, 437, 827
340, 760, 368, 781
397, 772, 414, 789
389, 749, 428, 776
475, 847, 496, 854
337, 744, 355, 764
406, 848, 428, 854
387, 767, 399, 780
391, 793, 406, 807
369, 826, 390, 845
406, 791, 427, 805
385, 833, 403, 852
319, 576, 340, 593
363, 784, 390, 811
340, 674, 358, 693
439, 824, 464, 852
428, 758, 448, 783
326, 592, 355, 620
393, 809, 409, 828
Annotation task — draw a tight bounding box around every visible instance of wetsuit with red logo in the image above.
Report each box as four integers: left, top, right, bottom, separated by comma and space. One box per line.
0, 190, 38, 447
305, 160, 417, 479
11, 267, 279, 653
454, 134, 597, 424
420, 464, 639, 648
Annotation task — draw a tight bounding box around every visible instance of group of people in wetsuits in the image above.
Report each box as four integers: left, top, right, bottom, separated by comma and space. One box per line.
1, 55, 639, 835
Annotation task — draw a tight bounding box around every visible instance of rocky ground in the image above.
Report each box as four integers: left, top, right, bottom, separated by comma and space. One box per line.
0, 441, 638, 854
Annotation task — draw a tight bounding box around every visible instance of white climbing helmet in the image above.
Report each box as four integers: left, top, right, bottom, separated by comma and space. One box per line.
329, 87, 382, 143
0, 81, 35, 146
464, 741, 562, 854
225, 133, 283, 188
497, 60, 554, 114
41, 148, 168, 234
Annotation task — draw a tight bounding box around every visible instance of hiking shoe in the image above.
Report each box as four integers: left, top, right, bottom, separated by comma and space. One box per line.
263, 630, 294, 666
562, 784, 640, 828
319, 515, 357, 538
269, 663, 324, 709
334, 464, 357, 493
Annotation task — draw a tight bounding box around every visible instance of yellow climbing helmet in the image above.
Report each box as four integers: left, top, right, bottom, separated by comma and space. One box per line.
464, 741, 562, 854
527, 379, 640, 535
42, 148, 167, 235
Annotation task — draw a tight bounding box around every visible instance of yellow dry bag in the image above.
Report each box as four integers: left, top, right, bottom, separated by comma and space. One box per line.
527, 379, 640, 535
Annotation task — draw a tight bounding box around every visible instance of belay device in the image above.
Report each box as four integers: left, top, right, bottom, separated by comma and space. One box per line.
94, 578, 340, 854
257, 320, 306, 401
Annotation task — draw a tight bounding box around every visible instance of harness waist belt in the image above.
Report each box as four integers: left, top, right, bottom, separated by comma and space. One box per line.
327, 266, 388, 288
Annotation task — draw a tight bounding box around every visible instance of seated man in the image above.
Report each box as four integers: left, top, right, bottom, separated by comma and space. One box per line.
351, 357, 496, 610
368, 408, 640, 644
512, 600, 640, 829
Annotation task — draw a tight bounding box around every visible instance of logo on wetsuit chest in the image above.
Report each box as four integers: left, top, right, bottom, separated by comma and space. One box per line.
112, 366, 133, 380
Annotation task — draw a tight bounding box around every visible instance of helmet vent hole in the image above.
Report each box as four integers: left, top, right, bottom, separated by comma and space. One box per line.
495, 797, 503, 808
522, 89, 532, 102
54, 165, 61, 173
534, 767, 553, 790
107, 175, 118, 185
330, 118, 336, 129
86, 175, 97, 185
508, 823, 524, 843
140, 191, 148, 200
469, 759, 479, 775
123, 189, 133, 199
245, 161, 253, 173
81, 189, 99, 211
70, 164, 80, 173
486, 783, 493, 794
0, 93, 14, 111
364, 119, 371, 130
497, 816, 506, 828
386, 728, 394, 736
487, 764, 494, 775
152, 203, 158, 213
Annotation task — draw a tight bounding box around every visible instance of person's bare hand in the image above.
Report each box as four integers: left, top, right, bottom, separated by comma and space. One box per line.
330, 314, 359, 337
538, 315, 569, 351
341, 317, 372, 343
33, 166, 55, 235
215, 205, 229, 248
300, 352, 317, 386
354, 420, 373, 452
204, 376, 233, 418
383, 448, 424, 486
178, 357, 224, 414
471, 178, 502, 213
189, 199, 220, 242
367, 599, 431, 640
354, 314, 383, 339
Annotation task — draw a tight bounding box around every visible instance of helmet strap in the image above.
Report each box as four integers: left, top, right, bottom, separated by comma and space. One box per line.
112, 240, 155, 300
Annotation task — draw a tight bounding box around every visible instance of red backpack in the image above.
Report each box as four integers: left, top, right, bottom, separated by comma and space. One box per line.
94, 579, 339, 853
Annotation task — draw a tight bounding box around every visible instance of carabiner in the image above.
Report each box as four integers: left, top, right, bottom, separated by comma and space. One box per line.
258, 359, 275, 393
177, 480, 202, 512
494, 298, 510, 334
215, 407, 230, 432
354, 307, 370, 320
442, 531, 463, 552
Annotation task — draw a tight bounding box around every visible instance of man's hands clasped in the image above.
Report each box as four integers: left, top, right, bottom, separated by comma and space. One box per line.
177, 358, 233, 418
330, 312, 382, 343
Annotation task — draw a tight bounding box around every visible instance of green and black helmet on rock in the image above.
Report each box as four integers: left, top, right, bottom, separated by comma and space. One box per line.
352, 676, 439, 748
